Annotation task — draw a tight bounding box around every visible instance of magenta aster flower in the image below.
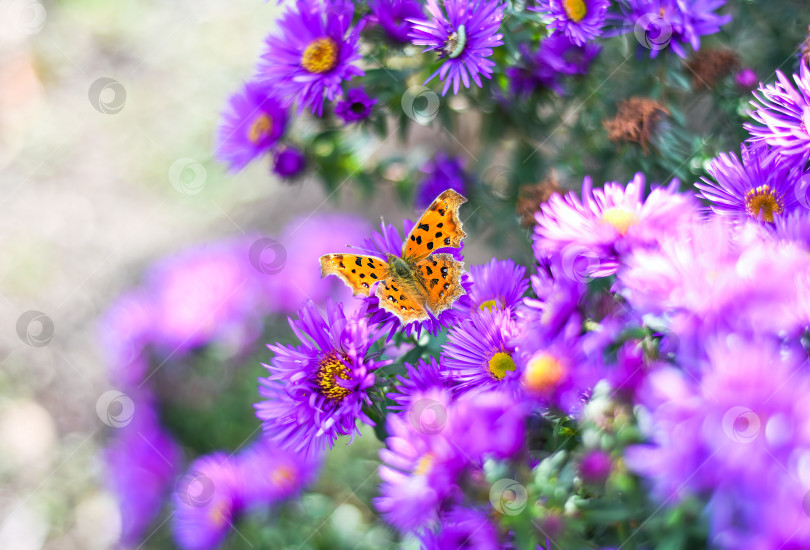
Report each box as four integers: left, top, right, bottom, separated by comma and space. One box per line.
695, 142, 805, 224
172, 453, 243, 550
456, 258, 528, 315
368, 0, 424, 43
626, 338, 810, 549
533, 173, 699, 277
216, 82, 287, 172
335, 87, 378, 123
532, 0, 610, 46
257, 0, 364, 116
611, 0, 730, 59
255, 299, 388, 456
105, 400, 180, 546
387, 357, 455, 413
408, 0, 506, 95
237, 439, 320, 506
746, 61, 810, 170
442, 308, 521, 395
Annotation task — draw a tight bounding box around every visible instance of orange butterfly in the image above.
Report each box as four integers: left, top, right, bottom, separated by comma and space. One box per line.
319, 189, 468, 324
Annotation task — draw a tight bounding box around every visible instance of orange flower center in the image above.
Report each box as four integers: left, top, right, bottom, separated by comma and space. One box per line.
523, 352, 565, 394
270, 465, 297, 488
563, 0, 587, 22
744, 185, 783, 223
301, 38, 338, 74
248, 114, 273, 144
316, 354, 352, 402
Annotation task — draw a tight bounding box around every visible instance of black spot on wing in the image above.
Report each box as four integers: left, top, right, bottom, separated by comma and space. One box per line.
427, 242, 433, 250
416, 236, 422, 245
430, 278, 439, 286
355, 257, 363, 267
418, 223, 429, 231
370, 273, 378, 279
425, 265, 433, 275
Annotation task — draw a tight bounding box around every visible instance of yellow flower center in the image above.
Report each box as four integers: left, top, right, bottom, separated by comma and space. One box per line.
600, 207, 639, 235
488, 351, 517, 380
563, 0, 587, 22
270, 465, 296, 488
523, 352, 565, 394
744, 185, 783, 223
316, 354, 352, 402
479, 299, 499, 312
207, 499, 230, 528
248, 114, 273, 144
414, 453, 434, 476
301, 37, 338, 74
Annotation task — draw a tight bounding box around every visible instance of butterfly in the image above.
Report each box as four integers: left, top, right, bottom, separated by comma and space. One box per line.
319, 189, 468, 324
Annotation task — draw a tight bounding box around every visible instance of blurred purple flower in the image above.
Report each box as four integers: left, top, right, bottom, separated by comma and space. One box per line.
409, 0, 506, 95
456, 258, 528, 316
273, 146, 307, 179
507, 34, 601, 96
255, 299, 388, 456
335, 87, 378, 123
238, 439, 321, 506
387, 357, 454, 413
421, 507, 501, 549
368, 0, 424, 43
257, 0, 364, 116
172, 453, 242, 550
735, 67, 757, 91
216, 82, 287, 172
415, 154, 468, 209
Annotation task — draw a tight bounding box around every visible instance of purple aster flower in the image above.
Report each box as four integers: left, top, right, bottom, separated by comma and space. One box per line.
695, 142, 805, 224
456, 258, 528, 316
618, 218, 810, 359
448, 389, 527, 460
257, 0, 364, 116
145, 239, 267, 355
611, 0, 731, 59
746, 61, 810, 171
519, 258, 587, 340
507, 34, 601, 96
216, 82, 287, 172
420, 507, 501, 549
735, 67, 757, 91
273, 146, 307, 179
387, 357, 455, 413
532, 0, 610, 46
442, 308, 521, 395
773, 209, 810, 248
172, 453, 243, 550
416, 154, 468, 209
626, 338, 810, 549
335, 87, 378, 123
355, 220, 472, 339
237, 439, 321, 506
374, 388, 463, 532
105, 399, 181, 546
98, 291, 154, 388
578, 449, 612, 484
255, 299, 388, 456
368, 0, 424, 43
408, 0, 506, 95
533, 173, 699, 277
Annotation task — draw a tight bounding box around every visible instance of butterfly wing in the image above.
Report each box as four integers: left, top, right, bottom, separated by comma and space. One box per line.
375, 275, 431, 323
413, 253, 466, 315
402, 189, 467, 263
320, 254, 391, 296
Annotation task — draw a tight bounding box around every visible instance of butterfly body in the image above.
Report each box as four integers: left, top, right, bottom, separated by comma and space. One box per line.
319, 189, 468, 324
